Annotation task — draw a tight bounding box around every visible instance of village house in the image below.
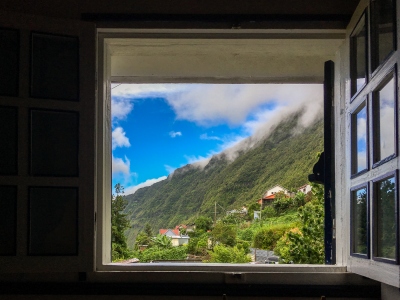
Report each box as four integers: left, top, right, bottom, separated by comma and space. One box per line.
159, 228, 190, 247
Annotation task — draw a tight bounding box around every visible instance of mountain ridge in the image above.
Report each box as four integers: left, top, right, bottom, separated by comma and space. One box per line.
124, 112, 323, 246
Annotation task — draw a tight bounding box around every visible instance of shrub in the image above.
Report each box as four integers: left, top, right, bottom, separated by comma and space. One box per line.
238, 228, 254, 242
274, 183, 324, 264
253, 223, 294, 250
139, 246, 188, 262
207, 244, 252, 263
261, 205, 276, 219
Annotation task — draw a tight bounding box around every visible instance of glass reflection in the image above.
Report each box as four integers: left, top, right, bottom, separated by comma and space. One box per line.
371, 0, 395, 71
353, 105, 367, 173
376, 176, 396, 260
351, 14, 367, 96
352, 187, 368, 255
375, 77, 395, 162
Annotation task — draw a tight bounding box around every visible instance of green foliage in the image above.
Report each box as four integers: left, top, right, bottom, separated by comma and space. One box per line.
246, 202, 261, 220
261, 205, 277, 219
274, 183, 324, 264
111, 184, 132, 261
134, 223, 155, 249
237, 228, 255, 242
151, 234, 173, 249
187, 233, 209, 255
211, 221, 237, 247
253, 223, 295, 250
207, 244, 252, 263
123, 116, 323, 247
138, 246, 188, 262
195, 216, 213, 233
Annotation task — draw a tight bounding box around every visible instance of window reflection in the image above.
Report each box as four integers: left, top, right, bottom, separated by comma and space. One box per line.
352, 105, 367, 174
375, 176, 396, 260
352, 187, 368, 255
351, 14, 367, 97
374, 76, 395, 163
371, 0, 395, 71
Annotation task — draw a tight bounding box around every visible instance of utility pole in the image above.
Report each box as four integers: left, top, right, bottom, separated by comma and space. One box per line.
214, 201, 217, 226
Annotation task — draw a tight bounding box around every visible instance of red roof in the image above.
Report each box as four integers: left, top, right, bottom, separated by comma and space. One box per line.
263, 194, 275, 200
159, 229, 180, 236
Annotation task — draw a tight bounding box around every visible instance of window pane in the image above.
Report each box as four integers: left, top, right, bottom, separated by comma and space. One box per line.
375, 176, 396, 260
350, 14, 367, 97
0, 106, 17, 175
371, 0, 395, 71
30, 110, 79, 176
352, 104, 367, 174
352, 187, 368, 255
29, 187, 78, 255
0, 28, 19, 97
373, 76, 396, 162
31, 33, 79, 101
0, 186, 17, 255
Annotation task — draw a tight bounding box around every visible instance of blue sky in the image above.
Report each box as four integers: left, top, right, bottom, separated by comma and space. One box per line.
111, 84, 323, 195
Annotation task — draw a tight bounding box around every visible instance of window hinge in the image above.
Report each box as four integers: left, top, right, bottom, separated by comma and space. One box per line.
332, 218, 336, 239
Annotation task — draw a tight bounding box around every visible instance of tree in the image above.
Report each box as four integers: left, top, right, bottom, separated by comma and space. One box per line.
111, 184, 132, 261
274, 183, 324, 264
194, 216, 213, 233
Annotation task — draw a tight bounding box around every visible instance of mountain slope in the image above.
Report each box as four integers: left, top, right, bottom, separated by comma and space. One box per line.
124, 113, 323, 246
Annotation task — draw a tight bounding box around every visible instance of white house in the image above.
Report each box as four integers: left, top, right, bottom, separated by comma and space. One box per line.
263, 185, 290, 198
297, 184, 312, 194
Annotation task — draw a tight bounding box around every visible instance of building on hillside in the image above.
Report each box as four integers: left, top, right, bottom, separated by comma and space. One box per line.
159, 228, 190, 247
257, 185, 290, 209
263, 185, 290, 197
226, 206, 248, 215
298, 184, 312, 194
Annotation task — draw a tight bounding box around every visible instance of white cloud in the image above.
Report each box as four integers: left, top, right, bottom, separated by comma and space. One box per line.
124, 176, 167, 195
112, 155, 130, 175
200, 133, 222, 141
111, 83, 323, 173
169, 131, 182, 138
112, 127, 131, 150
111, 98, 134, 122
164, 164, 176, 174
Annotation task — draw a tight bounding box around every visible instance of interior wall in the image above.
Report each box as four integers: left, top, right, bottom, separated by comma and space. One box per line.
0, 0, 360, 21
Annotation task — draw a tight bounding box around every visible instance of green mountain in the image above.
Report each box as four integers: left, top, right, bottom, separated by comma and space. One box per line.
124, 112, 323, 247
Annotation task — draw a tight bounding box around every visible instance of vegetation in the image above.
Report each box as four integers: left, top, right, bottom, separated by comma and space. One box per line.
274, 183, 324, 264
111, 184, 132, 261
110, 113, 326, 264
124, 114, 323, 246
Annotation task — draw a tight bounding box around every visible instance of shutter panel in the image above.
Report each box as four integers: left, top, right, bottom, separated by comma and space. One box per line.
0, 11, 95, 273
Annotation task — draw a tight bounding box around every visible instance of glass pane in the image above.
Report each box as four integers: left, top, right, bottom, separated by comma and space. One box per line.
352, 187, 368, 255
0, 106, 17, 175
371, 0, 395, 71
352, 105, 367, 174
0, 28, 19, 97
31, 33, 79, 101
351, 14, 367, 97
29, 187, 78, 255
374, 76, 395, 162
31, 110, 79, 176
375, 176, 396, 260
0, 186, 17, 255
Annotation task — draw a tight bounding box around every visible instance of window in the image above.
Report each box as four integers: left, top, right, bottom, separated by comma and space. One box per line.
350, 184, 369, 258
97, 30, 345, 271
348, 0, 399, 272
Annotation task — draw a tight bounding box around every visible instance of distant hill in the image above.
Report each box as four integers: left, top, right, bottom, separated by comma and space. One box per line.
123, 112, 323, 247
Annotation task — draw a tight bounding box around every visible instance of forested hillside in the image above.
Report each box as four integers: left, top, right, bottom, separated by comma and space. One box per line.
124, 113, 323, 247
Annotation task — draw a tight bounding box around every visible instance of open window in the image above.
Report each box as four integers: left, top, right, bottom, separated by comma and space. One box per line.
345, 0, 400, 287
96, 30, 346, 271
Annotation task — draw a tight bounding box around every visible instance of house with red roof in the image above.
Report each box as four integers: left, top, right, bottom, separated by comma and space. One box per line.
159, 228, 190, 247
257, 185, 290, 208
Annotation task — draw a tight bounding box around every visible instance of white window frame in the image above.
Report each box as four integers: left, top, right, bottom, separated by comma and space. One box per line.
93, 26, 383, 286
343, 0, 400, 288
